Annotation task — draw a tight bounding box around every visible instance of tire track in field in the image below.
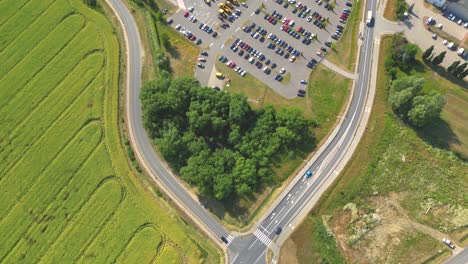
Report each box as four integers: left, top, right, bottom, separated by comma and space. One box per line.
0, 121, 103, 261
37, 178, 125, 264
0, 0, 33, 27
0, 1, 75, 75
0, 13, 86, 100
0, 0, 56, 49
2, 171, 121, 263
0, 50, 104, 170
111, 223, 163, 264
0, 117, 102, 222
0, 52, 104, 179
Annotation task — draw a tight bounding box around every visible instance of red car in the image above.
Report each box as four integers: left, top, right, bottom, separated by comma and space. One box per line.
285, 18, 290, 25
284, 25, 289, 31
190, 35, 196, 41
297, 26, 303, 32
184, 11, 189, 17
269, 17, 274, 23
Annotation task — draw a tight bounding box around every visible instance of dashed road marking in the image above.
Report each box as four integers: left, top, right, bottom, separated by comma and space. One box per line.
221, 43, 225, 49
209, 42, 214, 47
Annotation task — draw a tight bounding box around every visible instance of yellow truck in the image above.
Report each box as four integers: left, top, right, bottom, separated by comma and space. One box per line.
218, 3, 231, 13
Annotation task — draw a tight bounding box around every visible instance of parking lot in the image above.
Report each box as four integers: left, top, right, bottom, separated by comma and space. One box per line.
169, 0, 355, 98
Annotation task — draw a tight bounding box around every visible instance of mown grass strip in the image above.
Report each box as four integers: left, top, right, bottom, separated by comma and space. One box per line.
39, 179, 124, 263
0, 14, 86, 102
0, 0, 56, 51
114, 225, 162, 264
0, 122, 102, 260
0, 1, 74, 76
0, 0, 31, 26
3, 145, 116, 264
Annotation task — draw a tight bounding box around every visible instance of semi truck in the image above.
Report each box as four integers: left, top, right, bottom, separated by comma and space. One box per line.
366, 10, 373, 26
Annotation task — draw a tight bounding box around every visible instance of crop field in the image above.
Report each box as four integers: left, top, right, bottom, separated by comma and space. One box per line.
0, 0, 219, 263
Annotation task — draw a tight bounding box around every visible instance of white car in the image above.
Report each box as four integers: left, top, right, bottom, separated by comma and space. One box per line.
442, 39, 448, 45
188, 6, 194, 12
442, 238, 456, 249
464, 22, 468, 28
289, 55, 296, 62
279, 68, 286, 74
307, 16, 313, 22
300, 80, 307, 84
457, 19, 463, 25
175, 24, 181, 30
432, 33, 437, 40
437, 23, 443, 29
198, 57, 206, 62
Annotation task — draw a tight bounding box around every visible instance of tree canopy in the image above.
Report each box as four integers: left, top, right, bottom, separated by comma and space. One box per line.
141, 77, 314, 200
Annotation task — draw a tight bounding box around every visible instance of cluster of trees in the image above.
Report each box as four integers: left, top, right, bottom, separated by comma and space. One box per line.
385, 34, 418, 75
423, 45, 468, 79
389, 76, 445, 127
141, 77, 313, 200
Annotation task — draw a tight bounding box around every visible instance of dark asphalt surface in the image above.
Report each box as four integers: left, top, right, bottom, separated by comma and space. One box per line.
108, 0, 467, 263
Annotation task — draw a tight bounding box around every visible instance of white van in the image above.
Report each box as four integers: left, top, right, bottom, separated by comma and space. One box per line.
458, 48, 465, 56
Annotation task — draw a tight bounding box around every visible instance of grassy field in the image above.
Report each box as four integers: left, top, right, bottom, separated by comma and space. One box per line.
326, 0, 362, 71
281, 36, 467, 263
0, 0, 219, 262
384, 0, 398, 21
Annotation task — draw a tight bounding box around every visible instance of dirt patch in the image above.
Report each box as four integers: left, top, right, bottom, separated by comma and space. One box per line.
279, 238, 299, 264
328, 193, 455, 263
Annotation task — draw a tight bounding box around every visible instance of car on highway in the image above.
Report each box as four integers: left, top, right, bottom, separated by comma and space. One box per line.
221, 236, 228, 244
197, 63, 204, 68
275, 227, 282, 235
304, 170, 312, 178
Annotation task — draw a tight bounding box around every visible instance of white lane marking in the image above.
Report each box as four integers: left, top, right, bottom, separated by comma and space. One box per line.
254, 229, 272, 246
226, 234, 234, 244
221, 43, 225, 49
209, 42, 214, 47
251, 12, 254, 16
235, 27, 240, 32
365, 106, 371, 112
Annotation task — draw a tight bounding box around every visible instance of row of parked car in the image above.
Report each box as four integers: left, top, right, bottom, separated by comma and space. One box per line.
219, 55, 247, 77
174, 24, 202, 45
199, 23, 219, 38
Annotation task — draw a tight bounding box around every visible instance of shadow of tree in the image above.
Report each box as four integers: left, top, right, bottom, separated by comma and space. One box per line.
414, 117, 465, 160
423, 61, 468, 89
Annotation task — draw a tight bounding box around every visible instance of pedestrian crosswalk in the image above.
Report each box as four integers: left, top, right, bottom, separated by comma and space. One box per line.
226, 234, 234, 245
254, 229, 272, 246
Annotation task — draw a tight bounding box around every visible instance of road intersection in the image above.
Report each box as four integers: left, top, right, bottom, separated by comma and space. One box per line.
105, 0, 467, 263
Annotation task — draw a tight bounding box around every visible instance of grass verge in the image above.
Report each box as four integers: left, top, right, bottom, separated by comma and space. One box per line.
326, 0, 362, 71
282, 35, 467, 263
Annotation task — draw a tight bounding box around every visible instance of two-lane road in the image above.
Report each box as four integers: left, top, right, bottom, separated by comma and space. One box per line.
105, 0, 467, 263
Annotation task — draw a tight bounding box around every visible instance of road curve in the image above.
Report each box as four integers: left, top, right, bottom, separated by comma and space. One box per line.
105, 0, 231, 248
104, 0, 468, 263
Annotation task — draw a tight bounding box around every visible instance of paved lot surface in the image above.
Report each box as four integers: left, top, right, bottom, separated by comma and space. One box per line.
169, 0, 357, 98
374, 0, 467, 69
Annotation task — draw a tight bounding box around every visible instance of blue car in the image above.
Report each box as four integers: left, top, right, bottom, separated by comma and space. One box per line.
304, 170, 312, 178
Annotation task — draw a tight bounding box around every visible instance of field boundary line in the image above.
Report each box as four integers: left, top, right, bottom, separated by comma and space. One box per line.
0, 121, 102, 225
0, 65, 104, 179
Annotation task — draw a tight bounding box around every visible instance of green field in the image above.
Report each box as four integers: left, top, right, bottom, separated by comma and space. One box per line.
0, 0, 219, 262
282, 36, 467, 263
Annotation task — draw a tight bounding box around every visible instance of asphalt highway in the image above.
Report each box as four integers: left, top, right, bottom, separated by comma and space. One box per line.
106, 0, 232, 243
106, 0, 468, 263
